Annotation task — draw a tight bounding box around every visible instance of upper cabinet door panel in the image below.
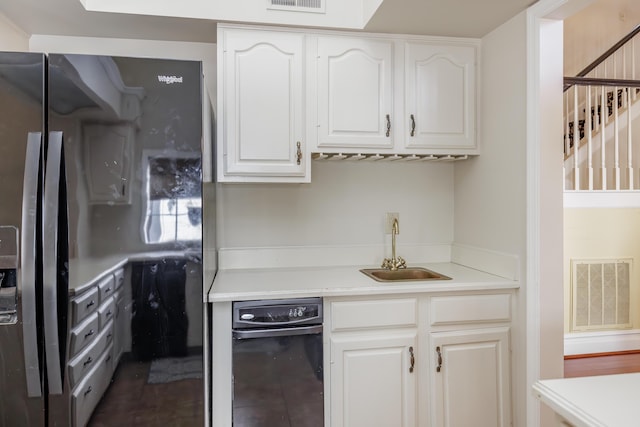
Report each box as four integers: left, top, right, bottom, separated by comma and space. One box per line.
316, 37, 394, 149
84, 123, 133, 204
405, 42, 477, 150
222, 30, 305, 178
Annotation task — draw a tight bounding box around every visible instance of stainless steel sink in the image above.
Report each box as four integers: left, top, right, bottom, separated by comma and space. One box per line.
360, 267, 451, 282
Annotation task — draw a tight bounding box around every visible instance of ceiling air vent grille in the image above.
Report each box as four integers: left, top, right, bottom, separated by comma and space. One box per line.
268, 0, 325, 13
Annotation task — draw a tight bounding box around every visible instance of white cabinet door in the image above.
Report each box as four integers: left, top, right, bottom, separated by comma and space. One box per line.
405, 42, 477, 151
83, 123, 133, 204
219, 28, 307, 180
330, 332, 417, 427
316, 37, 395, 150
430, 327, 511, 427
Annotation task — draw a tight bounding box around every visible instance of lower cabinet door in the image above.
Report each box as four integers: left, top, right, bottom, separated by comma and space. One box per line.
430, 327, 511, 427
330, 331, 417, 427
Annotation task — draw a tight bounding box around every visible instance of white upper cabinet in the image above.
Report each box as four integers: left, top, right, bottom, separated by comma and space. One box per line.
217, 26, 309, 182
217, 25, 481, 182
310, 33, 479, 156
315, 37, 395, 150
405, 42, 477, 151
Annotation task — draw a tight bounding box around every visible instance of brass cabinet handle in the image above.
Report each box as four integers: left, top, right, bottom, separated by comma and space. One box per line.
436, 346, 442, 372
385, 114, 391, 137
83, 357, 93, 367
410, 114, 416, 137
84, 329, 94, 339
409, 346, 415, 373
296, 141, 302, 165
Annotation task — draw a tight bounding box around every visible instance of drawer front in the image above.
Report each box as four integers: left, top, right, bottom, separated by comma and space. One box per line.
72, 342, 113, 427
98, 274, 116, 303
331, 298, 418, 332
98, 297, 115, 329
71, 287, 99, 326
68, 322, 111, 387
113, 269, 124, 291
103, 319, 115, 346
430, 294, 511, 326
70, 312, 100, 356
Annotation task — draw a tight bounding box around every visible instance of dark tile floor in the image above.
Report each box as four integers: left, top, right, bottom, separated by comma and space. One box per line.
88, 356, 204, 427
88, 337, 324, 427
232, 336, 324, 427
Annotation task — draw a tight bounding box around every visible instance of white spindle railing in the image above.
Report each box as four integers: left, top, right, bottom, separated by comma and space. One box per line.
564, 83, 640, 191
564, 25, 640, 191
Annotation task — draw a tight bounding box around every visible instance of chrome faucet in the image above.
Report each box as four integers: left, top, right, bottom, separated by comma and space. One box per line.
381, 218, 406, 271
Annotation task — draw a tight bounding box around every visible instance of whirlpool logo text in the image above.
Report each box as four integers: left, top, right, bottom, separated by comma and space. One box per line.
157, 75, 183, 84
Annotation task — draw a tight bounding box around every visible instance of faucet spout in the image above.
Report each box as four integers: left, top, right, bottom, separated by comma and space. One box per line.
382, 217, 406, 271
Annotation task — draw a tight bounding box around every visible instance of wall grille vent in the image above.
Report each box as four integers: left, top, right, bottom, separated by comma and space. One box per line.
268, 0, 325, 13
571, 259, 632, 332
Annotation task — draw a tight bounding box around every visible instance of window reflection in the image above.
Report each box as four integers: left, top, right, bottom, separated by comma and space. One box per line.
143, 153, 201, 244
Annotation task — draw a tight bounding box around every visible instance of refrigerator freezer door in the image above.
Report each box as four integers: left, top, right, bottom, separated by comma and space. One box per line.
0, 50, 46, 427
20, 133, 44, 398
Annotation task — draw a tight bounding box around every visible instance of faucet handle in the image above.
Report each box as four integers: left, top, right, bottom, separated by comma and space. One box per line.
396, 256, 407, 269
381, 258, 392, 269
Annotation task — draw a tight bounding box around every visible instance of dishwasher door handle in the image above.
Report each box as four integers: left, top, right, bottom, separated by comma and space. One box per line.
232, 324, 323, 340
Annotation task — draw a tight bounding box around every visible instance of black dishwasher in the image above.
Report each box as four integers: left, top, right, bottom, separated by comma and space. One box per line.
232, 297, 324, 427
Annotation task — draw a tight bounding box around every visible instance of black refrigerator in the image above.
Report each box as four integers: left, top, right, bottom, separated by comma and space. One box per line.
0, 52, 207, 426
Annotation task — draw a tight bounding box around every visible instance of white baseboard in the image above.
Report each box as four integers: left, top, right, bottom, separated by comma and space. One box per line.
564, 330, 640, 356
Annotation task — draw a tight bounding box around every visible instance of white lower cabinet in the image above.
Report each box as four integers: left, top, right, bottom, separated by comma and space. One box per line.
66, 267, 127, 427
430, 327, 511, 427
326, 293, 513, 427
330, 332, 418, 427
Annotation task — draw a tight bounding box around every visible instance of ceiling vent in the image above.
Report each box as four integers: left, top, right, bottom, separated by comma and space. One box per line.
268, 0, 325, 13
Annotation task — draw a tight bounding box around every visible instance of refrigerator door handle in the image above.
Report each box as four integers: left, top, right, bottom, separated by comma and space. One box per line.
43, 131, 67, 395
21, 132, 44, 397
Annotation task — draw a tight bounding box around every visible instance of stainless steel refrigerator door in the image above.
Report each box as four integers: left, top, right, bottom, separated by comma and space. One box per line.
0, 52, 46, 427
49, 54, 205, 426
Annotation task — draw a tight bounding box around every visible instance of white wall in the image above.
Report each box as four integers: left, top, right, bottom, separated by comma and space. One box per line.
564, 0, 640, 76
455, 12, 528, 427
218, 160, 454, 253
536, 16, 566, 424
0, 13, 28, 50
564, 208, 640, 331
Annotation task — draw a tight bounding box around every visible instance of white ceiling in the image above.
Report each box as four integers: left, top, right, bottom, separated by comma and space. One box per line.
0, 0, 538, 43
364, 0, 538, 37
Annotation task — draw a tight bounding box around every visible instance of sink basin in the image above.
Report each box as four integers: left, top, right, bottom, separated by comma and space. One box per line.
360, 267, 451, 282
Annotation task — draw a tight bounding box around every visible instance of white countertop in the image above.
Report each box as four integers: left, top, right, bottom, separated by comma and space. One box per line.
208, 262, 519, 302
533, 373, 640, 427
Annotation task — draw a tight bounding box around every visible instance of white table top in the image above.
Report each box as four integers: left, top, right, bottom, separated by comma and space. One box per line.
533, 373, 640, 427
208, 262, 519, 302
